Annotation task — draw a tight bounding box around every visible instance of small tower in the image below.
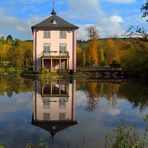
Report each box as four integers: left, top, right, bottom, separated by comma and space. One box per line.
51, 0, 56, 15
31, 2, 79, 72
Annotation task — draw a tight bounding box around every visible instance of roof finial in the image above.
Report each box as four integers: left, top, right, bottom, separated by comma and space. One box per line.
51, 0, 56, 15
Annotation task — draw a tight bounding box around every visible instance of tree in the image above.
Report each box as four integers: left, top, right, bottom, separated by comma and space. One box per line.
125, 25, 148, 40
124, 1, 148, 40
105, 38, 115, 64
0, 36, 5, 44
76, 47, 83, 66
141, 0, 148, 20
121, 40, 148, 78
87, 26, 99, 40
122, 1, 148, 78
86, 26, 99, 65
100, 48, 105, 65
7, 35, 13, 41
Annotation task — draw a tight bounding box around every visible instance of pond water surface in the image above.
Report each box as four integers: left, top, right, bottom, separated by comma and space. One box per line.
0, 76, 147, 148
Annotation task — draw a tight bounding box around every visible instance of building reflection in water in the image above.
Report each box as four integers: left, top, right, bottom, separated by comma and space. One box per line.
32, 79, 77, 142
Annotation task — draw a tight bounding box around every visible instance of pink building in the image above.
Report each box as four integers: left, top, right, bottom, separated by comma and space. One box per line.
31, 8, 79, 72
32, 80, 77, 139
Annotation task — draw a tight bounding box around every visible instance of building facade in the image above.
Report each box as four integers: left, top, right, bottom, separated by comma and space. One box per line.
31, 10, 79, 72
32, 79, 77, 138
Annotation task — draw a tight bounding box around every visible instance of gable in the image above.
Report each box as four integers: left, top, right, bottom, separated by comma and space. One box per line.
31, 15, 79, 30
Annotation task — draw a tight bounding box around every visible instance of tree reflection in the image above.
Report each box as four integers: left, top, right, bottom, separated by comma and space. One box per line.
77, 80, 148, 112
118, 80, 148, 111
77, 81, 120, 111
0, 76, 33, 97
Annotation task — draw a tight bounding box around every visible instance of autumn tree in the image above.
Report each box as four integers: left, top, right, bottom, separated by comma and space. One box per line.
77, 40, 88, 67
86, 26, 99, 65
0, 36, 5, 44
98, 40, 106, 65
122, 1, 148, 78
0, 38, 33, 71
105, 38, 115, 64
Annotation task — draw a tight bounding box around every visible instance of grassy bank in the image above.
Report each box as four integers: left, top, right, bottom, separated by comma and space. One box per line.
22, 71, 88, 79
0, 67, 23, 74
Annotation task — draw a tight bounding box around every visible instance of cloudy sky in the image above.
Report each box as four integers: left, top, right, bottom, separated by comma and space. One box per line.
0, 0, 147, 40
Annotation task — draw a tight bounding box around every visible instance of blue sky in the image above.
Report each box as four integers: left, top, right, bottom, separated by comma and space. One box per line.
0, 0, 147, 40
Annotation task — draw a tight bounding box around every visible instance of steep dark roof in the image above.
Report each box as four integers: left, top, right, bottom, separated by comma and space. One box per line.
32, 120, 77, 137
31, 14, 79, 30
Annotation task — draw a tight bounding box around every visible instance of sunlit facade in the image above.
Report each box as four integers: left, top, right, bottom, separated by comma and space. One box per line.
31, 9, 78, 72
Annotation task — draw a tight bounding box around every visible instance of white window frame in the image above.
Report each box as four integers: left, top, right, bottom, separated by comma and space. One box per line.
60, 31, 67, 39
43, 43, 51, 53
59, 43, 67, 52
43, 98, 50, 108
59, 98, 66, 109
43, 113, 50, 121
59, 113, 66, 120
43, 31, 51, 38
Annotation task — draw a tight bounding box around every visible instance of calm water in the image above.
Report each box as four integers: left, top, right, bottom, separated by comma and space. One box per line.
0, 76, 148, 148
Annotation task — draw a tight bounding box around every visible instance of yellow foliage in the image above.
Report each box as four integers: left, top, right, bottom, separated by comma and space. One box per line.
87, 39, 99, 64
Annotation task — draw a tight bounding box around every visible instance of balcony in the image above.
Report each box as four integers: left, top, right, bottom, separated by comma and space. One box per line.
43, 51, 69, 57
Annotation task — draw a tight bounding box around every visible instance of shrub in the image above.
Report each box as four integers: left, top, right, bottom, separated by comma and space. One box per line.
105, 122, 148, 148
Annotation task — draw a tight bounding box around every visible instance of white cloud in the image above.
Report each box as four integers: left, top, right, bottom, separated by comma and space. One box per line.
110, 16, 123, 23
76, 15, 124, 40
66, 0, 103, 19
76, 24, 95, 40
65, 0, 124, 39
103, 0, 136, 4
0, 0, 131, 39
0, 8, 30, 38
96, 15, 124, 37
0, 8, 45, 39
0, 93, 32, 115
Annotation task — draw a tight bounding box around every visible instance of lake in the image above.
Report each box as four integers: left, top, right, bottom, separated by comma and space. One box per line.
0, 76, 147, 148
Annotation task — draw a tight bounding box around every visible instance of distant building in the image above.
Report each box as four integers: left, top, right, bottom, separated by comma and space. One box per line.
31, 7, 79, 72
32, 80, 77, 140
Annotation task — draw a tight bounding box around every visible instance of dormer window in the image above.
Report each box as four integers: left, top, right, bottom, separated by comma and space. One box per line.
51, 19, 57, 24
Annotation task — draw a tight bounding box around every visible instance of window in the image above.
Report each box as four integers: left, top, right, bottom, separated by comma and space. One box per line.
59, 43, 67, 52
51, 19, 57, 24
59, 113, 66, 120
43, 31, 51, 38
59, 98, 66, 108
43, 98, 50, 108
43, 113, 50, 121
43, 43, 50, 53
60, 31, 67, 39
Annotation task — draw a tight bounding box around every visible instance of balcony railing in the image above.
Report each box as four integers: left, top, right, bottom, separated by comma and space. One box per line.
43, 51, 69, 57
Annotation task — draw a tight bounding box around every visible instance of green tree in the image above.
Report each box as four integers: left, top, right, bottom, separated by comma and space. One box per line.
0, 36, 5, 44
7, 35, 13, 41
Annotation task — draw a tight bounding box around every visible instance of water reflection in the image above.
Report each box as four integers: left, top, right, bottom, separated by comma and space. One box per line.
32, 79, 77, 143
0, 76, 147, 147
118, 80, 148, 111
77, 80, 148, 112
77, 81, 120, 112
